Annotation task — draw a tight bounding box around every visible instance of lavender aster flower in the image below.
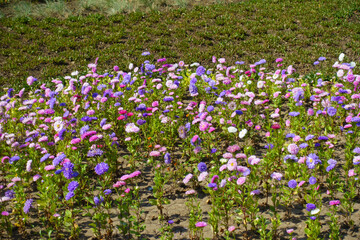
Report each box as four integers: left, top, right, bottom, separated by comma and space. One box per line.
353, 147, 360, 154
196, 66, 206, 76
178, 125, 187, 139
164, 152, 171, 164
306, 203, 316, 211
309, 176, 317, 185
289, 112, 300, 117
53, 153, 66, 166
5, 190, 15, 199
104, 189, 112, 195
94, 162, 109, 175
65, 191, 75, 201
327, 107, 337, 116
306, 153, 320, 169
23, 199, 33, 213
62, 162, 74, 179
68, 181, 79, 191
305, 135, 315, 141
288, 179, 297, 189
198, 162, 207, 172
299, 143, 308, 149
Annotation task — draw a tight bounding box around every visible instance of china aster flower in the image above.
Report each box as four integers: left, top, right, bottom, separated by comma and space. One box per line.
68, 181, 79, 192
326, 159, 337, 171
329, 200, 340, 206
198, 162, 207, 172
306, 203, 316, 211
94, 162, 109, 175
287, 143, 299, 155
62, 162, 74, 179
23, 199, 34, 214
164, 152, 171, 164
327, 107, 337, 116
196, 66, 206, 76
309, 176, 317, 185
125, 123, 140, 133
353, 156, 360, 165
195, 222, 207, 227
288, 179, 297, 189
271, 172, 283, 180
227, 158, 237, 171
239, 128, 247, 138
306, 153, 321, 169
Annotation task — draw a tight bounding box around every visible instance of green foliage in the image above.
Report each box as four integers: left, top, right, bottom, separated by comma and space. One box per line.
0, 0, 360, 91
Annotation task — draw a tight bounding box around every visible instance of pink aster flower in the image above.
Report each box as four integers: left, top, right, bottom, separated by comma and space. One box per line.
227, 158, 237, 171
195, 221, 207, 227
329, 200, 340, 206
113, 181, 126, 188
248, 155, 261, 165
288, 143, 299, 155
125, 123, 140, 133
223, 152, 233, 159
44, 165, 55, 171
228, 226, 236, 232
348, 169, 356, 177
149, 151, 161, 157
183, 174, 193, 184
89, 135, 99, 142
199, 121, 209, 131
38, 136, 48, 142
185, 189, 196, 195
70, 138, 81, 144
198, 172, 208, 181
237, 177, 246, 185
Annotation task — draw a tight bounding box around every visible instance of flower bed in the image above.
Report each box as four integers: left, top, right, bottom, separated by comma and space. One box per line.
1, 53, 360, 239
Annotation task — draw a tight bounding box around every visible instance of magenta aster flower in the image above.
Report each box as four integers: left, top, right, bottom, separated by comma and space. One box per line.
195, 221, 207, 227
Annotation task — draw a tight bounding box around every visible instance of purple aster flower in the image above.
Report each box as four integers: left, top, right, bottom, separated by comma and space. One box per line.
196, 66, 206, 76
178, 125, 187, 139
58, 129, 66, 140
207, 106, 214, 112
318, 136, 328, 141
326, 159, 337, 172
163, 96, 174, 102
53, 153, 66, 166
235, 110, 243, 115
286, 133, 296, 138
198, 162, 207, 172
353, 147, 360, 154
211, 148, 217, 153
9, 156, 20, 164
318, 57, 326, 61
289, 112, 300, 117
100, 118, 107, 127
5, 190, 15, 199
306, 203, 316, 211
65, 191, 75, 201
352, 117, 360, 123
164, 152, 171, 164
136, 119, 146, 125
313, 61, 320, 65
136, 103, 147, 111
94, 196, 104, 206
310, 216, 317, 220
94, 162, 109, 175
208, 183, 217, 188
305, 135, 315, 141
104, 189, 112, 195
299, 143, 308, 149
327, 107, 337, 116
23, 199, 34, 213
288, 180, 297, 189
68, 181, 79, 192
309, 176, 317, 185
189, 84, 198, 95
284, 155, 298, 163
306, 153, 320, 169
62, 162, 74, 179
8, 88, 14, 98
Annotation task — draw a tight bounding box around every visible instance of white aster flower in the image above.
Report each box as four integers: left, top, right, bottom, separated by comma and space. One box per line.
228, 127, 238, 133
239, 129, 248, 138
53, 121, 64, 132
